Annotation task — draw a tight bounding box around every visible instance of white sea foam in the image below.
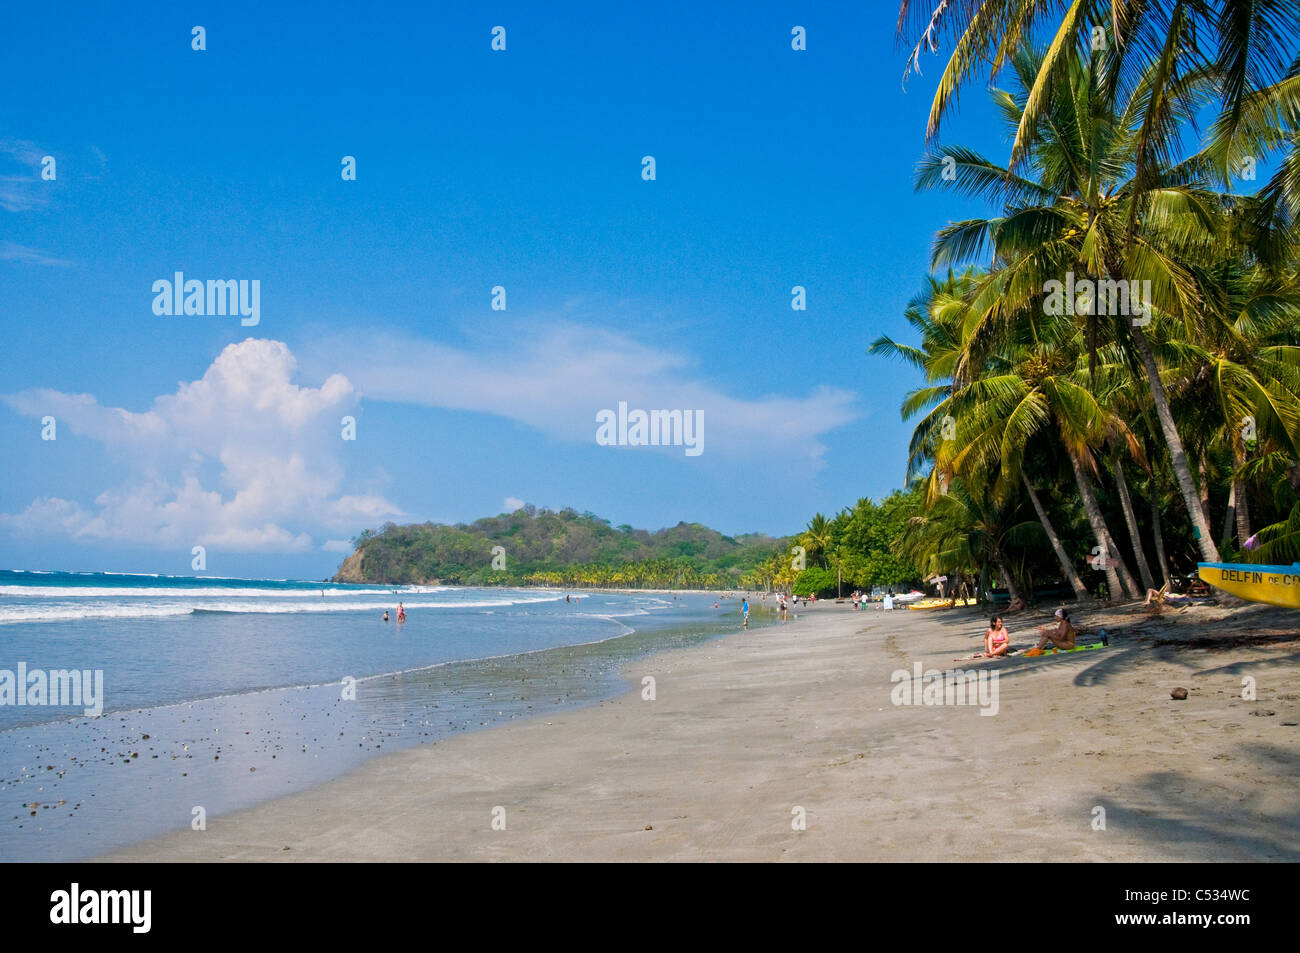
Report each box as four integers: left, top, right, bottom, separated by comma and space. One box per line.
0, 594, 566, 624
0, 605, 197, 623
0, 586, 402, 598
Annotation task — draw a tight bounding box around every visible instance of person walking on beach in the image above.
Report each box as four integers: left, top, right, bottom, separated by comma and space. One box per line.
1030, 608, 1076, 653
984, 615, 1010, 658
741, 597, 749, 629
779, 594, 788, 622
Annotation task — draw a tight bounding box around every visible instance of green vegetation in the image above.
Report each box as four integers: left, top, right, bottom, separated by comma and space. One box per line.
745, 491, 925, 597
337, 495, 936, 595
334, 505, 788, 588
874, 4, 1300, 597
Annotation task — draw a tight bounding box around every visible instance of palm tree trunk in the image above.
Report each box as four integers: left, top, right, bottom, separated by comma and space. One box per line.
978, 561, 990, 605
1150, 494, 1172, 587
991, 549, 1023, 605
1099, 517, 1142, 599
1130, 325, 1222, 562
1199, 457, 1212, 528
1220, 482, 1237, 550
1233, 445, 1252, 547
1068, 447, 1131, 601
1113, 458, 1156, 591
1022, 471, 1089, 600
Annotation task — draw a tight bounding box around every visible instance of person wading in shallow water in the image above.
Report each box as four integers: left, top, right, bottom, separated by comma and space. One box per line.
396, 603, 406, 623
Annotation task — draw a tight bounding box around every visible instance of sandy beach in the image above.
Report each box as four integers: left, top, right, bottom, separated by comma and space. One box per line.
100, 600, 1300, 862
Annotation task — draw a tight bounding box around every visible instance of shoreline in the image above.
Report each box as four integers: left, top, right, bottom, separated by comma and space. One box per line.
99, 600, 1300, 862
2, 593, 760, 861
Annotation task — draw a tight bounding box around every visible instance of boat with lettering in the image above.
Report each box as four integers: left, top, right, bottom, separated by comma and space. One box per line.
1196, 562, 1300, 609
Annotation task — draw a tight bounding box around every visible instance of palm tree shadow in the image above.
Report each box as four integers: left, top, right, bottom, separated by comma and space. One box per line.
1071, 640, 1300, 687
1070, 641, 1167, 687
1085, 749, 1300, 860
1181, 650, 1300, 678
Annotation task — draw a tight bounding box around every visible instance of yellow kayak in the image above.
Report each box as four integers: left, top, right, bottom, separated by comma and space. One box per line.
1197, 563, 1300, 609
907, 598, 957, 610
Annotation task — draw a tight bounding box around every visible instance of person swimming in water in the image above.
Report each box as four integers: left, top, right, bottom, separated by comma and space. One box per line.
382, 610, 389, 622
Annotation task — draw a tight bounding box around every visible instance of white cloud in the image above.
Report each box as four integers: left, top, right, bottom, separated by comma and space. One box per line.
321, 539, 354, 553
1, 339, 402, 552
0, 139, 49, 213
308, 324, 858, 467
0, 241, 71, 267
503, 496, 526, 512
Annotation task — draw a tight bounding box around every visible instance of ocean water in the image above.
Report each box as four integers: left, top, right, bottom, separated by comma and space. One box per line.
0, 571, 768, 860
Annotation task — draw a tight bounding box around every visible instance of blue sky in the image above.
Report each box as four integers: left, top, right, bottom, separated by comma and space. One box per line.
0, 1, 1018, 577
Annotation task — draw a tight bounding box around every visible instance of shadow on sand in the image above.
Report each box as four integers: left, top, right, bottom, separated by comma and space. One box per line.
1082, 745, 1300, 860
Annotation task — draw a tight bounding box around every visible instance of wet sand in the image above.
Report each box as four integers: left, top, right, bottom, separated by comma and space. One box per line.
100, 600, 1300, 861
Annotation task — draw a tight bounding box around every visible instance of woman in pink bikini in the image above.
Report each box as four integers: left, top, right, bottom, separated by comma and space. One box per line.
984, 615, 1010, 657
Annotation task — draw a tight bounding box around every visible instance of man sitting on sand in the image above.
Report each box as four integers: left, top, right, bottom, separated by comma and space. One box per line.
1032, 608, 1076, 652
984, 615, 1010, 658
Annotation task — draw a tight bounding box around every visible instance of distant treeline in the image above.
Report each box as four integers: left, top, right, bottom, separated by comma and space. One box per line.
333, 505, 789, 589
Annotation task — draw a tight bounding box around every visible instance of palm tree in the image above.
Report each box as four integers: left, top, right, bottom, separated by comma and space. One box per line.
1251, 501, 1300, 561
944, 309, 1144, 598
897, 0, 1300, 201
913, 44, 1249, 561
802, 513, 834, 568
1181, 262, 1300, 547
894, 474, 1039, 605
873, 271, 1135, 599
